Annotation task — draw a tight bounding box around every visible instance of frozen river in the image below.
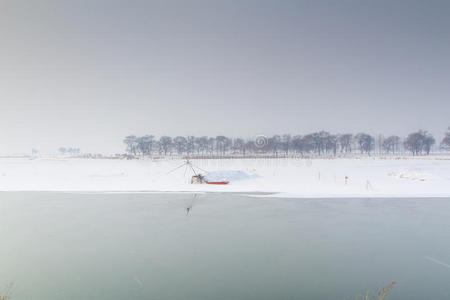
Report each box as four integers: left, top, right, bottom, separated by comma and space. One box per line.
1, 192, 449, 299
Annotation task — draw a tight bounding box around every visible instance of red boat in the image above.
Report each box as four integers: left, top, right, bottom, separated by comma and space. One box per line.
205, 181, 229, 185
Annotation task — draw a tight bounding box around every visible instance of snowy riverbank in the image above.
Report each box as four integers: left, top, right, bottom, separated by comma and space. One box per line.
0, 157, 449, 198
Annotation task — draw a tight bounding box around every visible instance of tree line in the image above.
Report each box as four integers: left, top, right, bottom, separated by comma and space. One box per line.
123, 127, 450, 158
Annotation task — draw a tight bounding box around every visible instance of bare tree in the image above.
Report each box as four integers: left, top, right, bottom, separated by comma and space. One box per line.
377, 134, 384, 155
404, 132, 423, 155
326, 134, 338, 156
441, 126, 450, 150
282, 134, 291, 156
174, 136, 187, 155
207, 137, 215, 155
355, 133, 375, 155
270, 135, 282, 156
195, 136, 209, 155
216, 136, 230, 156
338, 134, 353, 153
382, 135, 400, 154
159, 136, 172, 156
301, 134, 316, 154
143, 135, 155, 156
186, 136, 195, 155
123, 135, 138, 155
404, 130, 435, 155
423, 133, 435, 155
291, 135, 303, 156
136, 135, 154, 156
233, 138, 245, 155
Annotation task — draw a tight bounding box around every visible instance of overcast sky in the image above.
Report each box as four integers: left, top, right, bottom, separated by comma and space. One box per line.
1, 0, 449, 154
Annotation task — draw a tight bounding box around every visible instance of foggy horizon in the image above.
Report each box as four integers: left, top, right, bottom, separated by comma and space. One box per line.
1, 0, 450, 154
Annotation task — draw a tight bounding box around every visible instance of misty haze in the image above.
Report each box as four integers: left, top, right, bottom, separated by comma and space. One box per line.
1, 1, 450, 299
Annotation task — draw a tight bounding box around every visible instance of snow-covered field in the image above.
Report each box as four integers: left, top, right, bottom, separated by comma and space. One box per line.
0, 157, 449, 198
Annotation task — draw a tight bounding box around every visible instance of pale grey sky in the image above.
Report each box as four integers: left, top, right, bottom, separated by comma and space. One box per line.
1, 0, 449, 154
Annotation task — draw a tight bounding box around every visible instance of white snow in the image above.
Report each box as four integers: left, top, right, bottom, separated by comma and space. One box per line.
204, 170, 259, 182
388, 170, 438, 182
0, 157, 449, 198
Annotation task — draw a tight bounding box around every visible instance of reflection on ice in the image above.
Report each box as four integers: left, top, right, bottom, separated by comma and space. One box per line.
1, 193, 450, 300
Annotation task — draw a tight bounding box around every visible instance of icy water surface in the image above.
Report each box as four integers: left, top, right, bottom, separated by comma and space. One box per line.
1, 192, 450, 300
